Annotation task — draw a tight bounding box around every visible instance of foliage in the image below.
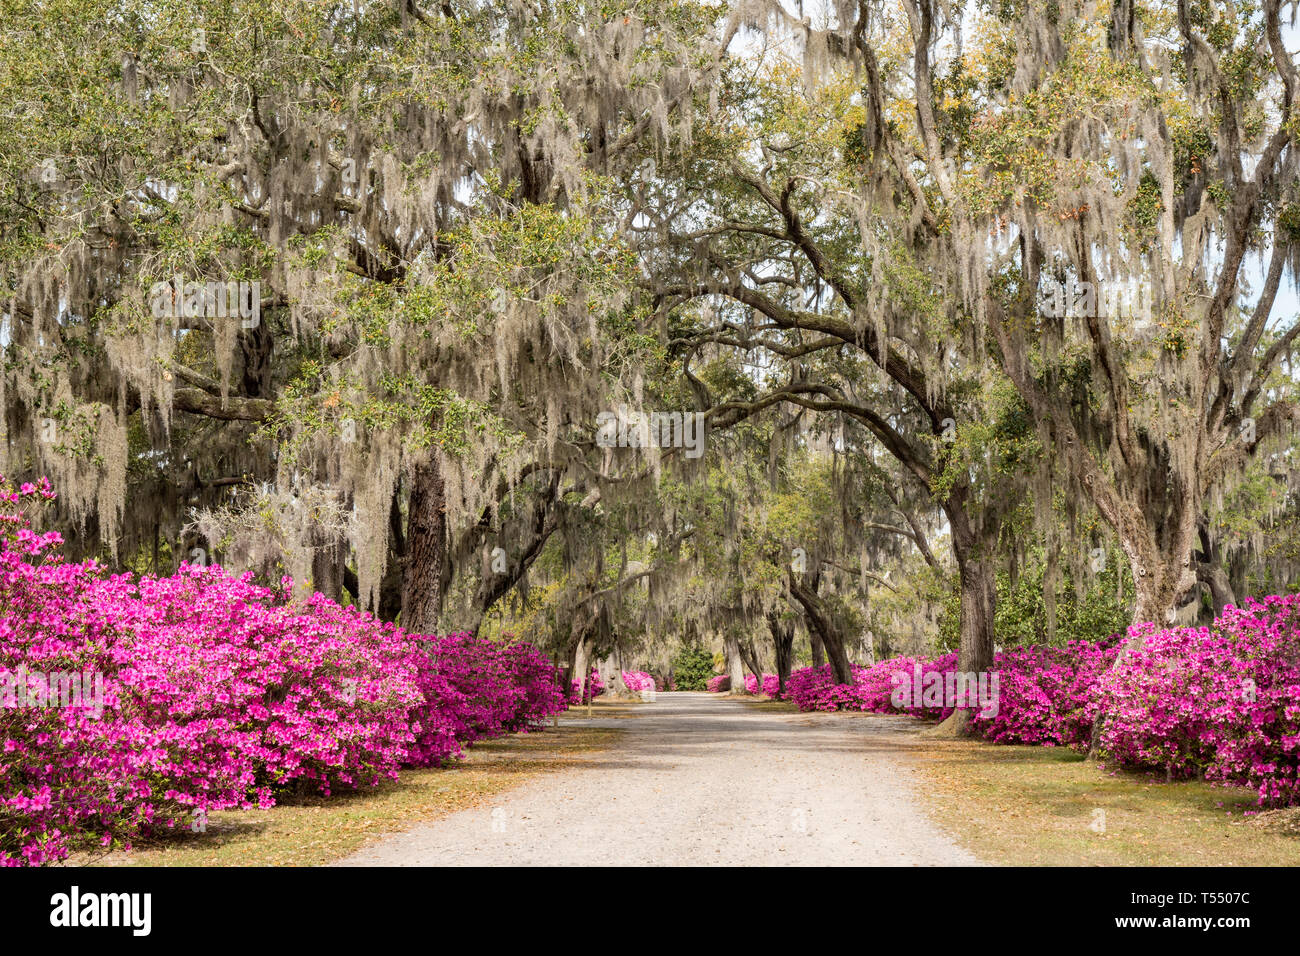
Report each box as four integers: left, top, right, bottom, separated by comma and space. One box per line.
620, 670, 658, 693
989, 551, 1134, 648
786, 594, 1300, 807
670, 645, 716, 691
568, 668, 605, 705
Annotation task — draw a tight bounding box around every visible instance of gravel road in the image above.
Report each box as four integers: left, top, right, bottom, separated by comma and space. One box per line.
335, 691, 985, 866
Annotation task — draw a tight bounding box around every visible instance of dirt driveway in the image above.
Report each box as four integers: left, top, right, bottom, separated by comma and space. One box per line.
335, 691, 984, 866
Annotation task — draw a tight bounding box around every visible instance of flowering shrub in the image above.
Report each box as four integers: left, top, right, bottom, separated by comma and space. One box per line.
782, 602, 1300, 806
705, 674, 729, 693
971, 637, 1120, 746
742, 673, 781, 696
1095, 602, 1300, 804
1, 556, 423, 864
0, 476, 568, 866
786, 644, 1112, 732
569, 668, 605, 704
621, 670, 656, 693
407, 633, 567, 767
500, 641, 569, 728
784, 659, 923, 713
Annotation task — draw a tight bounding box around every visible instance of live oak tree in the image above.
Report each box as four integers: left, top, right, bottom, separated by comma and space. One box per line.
816, 0, 1300, 626
0, 0, 733, 632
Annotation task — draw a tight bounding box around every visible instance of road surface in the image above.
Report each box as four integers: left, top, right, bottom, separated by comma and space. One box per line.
335, 691, 984, 866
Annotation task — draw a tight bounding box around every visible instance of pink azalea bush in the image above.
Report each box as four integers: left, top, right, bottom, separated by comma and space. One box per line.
784, 657, 932, 713
742, 673, 781, 696
782, 603, 1300, 805
406, 633, 567, 767
0, 476, 568, 866
705, 674, 730, 693
1095, 602, 1300, 804
785, 644, 1114, 733
620, 670, 657, 693
970, 637, 1121, 746
569, 668, 605, 704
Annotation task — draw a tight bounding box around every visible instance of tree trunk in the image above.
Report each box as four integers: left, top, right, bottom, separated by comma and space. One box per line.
929, 555, 996, 736
1130, 561, 1183, 627
809, 628, 825, 668
571, 636, 589, 702
608, 650, 626, 695
1197, 565, 1233, 619
343, 563, 403, 621
724, 633, 747, 693
311, 538, 345, 603
738, 638, 764, 695
929, 505, 997, 737
1124, 533, 1200, 628
1228, 551, 1249, 612
401, 456, 447, 635
238, 320, 275, 398
817, 622, 854, 687
787, 568, 854, 685
1195, 524, 1236, 619
769, 611, 795, 698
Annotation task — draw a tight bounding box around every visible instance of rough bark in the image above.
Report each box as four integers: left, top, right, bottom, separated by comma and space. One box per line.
809, 628, 826, 668
860, 628, 876, 666
787, 567, 854, 685
929, 504, 997, 737
738, 637, 764, 695
310, 538, 345, 603
724, 632, 747, 693
768, 610, 795, 698
401, 456, 447, 635
1128, 548, 1197, 627
238, 321, 275, 398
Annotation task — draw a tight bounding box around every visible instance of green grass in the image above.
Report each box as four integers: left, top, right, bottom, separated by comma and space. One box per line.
908, 735, 1300, 865
740, 697, 1300, 864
